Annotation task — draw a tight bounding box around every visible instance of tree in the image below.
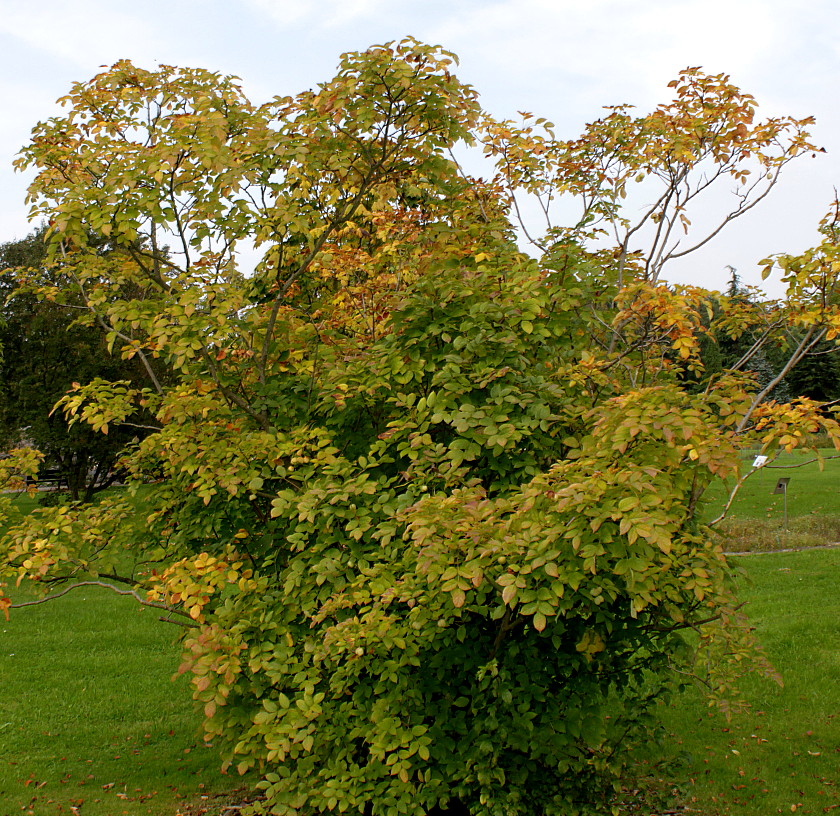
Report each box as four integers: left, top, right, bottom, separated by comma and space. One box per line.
0, 228, 160, 501
712, 266, 840, 408
784, 339, 840, 403
2, 40, 839, 816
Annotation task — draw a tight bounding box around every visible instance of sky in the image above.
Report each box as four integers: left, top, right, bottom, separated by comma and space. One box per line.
1, 0, 838, 296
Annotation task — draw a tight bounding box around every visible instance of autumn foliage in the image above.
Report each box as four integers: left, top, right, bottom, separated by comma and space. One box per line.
2, 39, 840, 816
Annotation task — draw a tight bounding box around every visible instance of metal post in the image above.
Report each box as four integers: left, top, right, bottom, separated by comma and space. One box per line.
772, 478, 790, 531
783, 482, 788, 530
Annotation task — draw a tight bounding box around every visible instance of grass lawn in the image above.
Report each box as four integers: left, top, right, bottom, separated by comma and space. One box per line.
702, 448, 840, 520
702, 450, 840, 551
0, 581, 252, 816
659, 547, 840, 815
1, 474, 837, 816
4, 551, 837, 816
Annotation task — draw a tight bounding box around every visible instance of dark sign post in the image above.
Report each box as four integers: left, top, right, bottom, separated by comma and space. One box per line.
773, 477, 791, 529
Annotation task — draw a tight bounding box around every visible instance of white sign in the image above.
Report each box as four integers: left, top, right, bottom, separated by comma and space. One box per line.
752, 455, 769, 469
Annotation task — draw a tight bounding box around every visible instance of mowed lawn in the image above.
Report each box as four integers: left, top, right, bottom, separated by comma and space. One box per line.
1, 461, 837, 816
702, 449, 840, 551
0, 581, 247, 816
660, 547, 840, 815
702, 448, 840, 520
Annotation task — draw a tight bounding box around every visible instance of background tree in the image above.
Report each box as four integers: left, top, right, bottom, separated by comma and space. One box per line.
0, 228, 162, 500
2, 41, 839, 816
784, 339, 840, 402
710, 265, 840, 409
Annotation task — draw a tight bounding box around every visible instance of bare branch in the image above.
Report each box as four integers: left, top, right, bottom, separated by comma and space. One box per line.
60, 243, 164, 395
10, 579, 197, 625
667, 162, 786, 261
736, 325, 826, 433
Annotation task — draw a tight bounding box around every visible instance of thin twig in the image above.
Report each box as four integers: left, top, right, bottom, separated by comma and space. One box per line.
10, 579, 196, 625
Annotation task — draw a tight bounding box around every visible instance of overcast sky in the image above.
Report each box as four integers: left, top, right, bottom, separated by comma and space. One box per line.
1, 0, 838, 295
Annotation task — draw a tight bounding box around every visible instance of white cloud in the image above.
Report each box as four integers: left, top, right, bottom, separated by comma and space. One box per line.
430, 0, 785, 110
243, 0, 390, 30
0, 1, 163, 69
238, 0, 311, 29
1, 0, 837, 294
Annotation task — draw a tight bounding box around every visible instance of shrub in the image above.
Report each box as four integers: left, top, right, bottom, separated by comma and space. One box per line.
3, 39, 839, 816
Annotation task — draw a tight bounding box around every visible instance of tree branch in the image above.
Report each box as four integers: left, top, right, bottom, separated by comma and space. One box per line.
10, 579, 197, 626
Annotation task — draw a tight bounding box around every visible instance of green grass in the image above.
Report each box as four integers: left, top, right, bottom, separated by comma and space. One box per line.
703, 449, 840, 521
702, 449, 840, 551
2, 476, 837, 816
5, 553, 836, 816
0, 582, 251, 816
659, 547, 840, 815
